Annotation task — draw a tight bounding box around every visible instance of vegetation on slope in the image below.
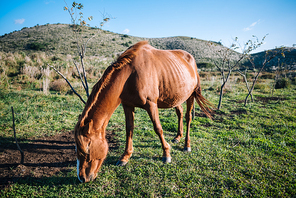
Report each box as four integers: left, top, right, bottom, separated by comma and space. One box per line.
0, 23, 241, 64
2, 23, 295, 73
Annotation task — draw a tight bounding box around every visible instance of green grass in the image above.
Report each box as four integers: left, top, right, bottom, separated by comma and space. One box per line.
0, 89, 84, 140
1, 82, 296, 197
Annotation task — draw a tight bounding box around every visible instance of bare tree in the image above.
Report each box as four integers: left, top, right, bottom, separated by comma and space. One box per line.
244, 47, 287, 106
49, 1, 110, 103
211, 36, 263, 110
233, 36, 268, 102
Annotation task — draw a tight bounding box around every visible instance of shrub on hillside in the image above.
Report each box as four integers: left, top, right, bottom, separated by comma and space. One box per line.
21, 65, 40, 79
291, 77, 296, 85
254, 83, 270, 93
261, 72, 275, 79
275, 78, 291, 89
246, 73, 254, 79
197, 62, 215, 69
28, 42, 49, 51
49, 79, 69, 92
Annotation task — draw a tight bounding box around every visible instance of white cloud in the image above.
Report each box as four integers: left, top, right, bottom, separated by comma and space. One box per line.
243, 20, 260, 31
122, 29, 130, 34
14, 19, 25, 25
45, 0, 55, 5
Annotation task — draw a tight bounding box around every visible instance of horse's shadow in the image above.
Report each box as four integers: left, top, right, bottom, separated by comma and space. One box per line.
1, 133, 186, 189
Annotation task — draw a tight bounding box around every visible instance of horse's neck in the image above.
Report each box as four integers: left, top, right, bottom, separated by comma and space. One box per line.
88, 68, 129, 131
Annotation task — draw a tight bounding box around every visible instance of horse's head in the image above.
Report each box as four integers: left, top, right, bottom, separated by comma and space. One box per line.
74, 119, 108, 183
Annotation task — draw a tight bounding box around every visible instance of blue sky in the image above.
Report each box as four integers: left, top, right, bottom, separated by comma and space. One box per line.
1, 0, 296, 53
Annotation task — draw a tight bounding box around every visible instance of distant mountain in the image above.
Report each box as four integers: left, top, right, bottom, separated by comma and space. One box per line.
249, 48, 296, 70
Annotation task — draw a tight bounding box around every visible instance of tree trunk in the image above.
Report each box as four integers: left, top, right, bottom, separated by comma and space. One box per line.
217, 83, 225, 110
11, 107, 24, 164
237, 69, 254, 102
242, 74, 253, 101
42, 66, 50, 95
244, 70, 262, 106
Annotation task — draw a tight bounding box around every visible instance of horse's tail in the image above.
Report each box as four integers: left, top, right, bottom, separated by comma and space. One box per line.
193, 86, 214, 120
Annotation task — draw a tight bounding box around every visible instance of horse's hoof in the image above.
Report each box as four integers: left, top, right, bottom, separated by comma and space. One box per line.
116, 161, 127, 166
171, 139, 179, 143
184, 147, 191, 152
162, 157, 171, 163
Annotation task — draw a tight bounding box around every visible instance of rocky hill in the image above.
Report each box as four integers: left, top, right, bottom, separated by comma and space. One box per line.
0, 24, 239, 65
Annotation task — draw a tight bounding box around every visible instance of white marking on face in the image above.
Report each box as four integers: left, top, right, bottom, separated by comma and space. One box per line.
75, 146, 83, 183
77, 159, 83, 183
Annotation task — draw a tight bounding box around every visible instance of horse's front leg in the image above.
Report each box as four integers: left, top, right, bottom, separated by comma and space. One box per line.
116, 105, 135, 166
172, 105, 184, 143
145, 101, 171, 163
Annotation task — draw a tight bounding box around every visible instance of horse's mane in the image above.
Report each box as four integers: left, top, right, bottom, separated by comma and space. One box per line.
79, 41, 148, 127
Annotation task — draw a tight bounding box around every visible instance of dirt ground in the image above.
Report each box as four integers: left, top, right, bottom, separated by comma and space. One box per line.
0, 130, 117, 189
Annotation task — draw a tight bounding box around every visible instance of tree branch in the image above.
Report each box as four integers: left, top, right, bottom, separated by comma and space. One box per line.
48, 64, 86, 104
236, 69, 253, 101
80, 56, 89, 97
73, 60, 87, 91
244, 50, 283, 106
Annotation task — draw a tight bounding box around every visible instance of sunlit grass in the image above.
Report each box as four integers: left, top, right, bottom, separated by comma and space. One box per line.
0, 88, 84, 140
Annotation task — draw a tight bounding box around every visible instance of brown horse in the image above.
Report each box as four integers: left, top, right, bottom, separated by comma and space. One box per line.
74, 41, 212, 183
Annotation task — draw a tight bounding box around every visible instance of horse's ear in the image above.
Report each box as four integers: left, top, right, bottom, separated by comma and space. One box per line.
87, 119, 94, 134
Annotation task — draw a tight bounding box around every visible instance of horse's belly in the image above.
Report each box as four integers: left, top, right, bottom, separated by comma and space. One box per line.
157, 77, 196, 108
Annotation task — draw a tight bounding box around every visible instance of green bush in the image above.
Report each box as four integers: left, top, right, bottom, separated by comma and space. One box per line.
7, 60, 25, 77
28, 42, 49, 51
275, 78, 291, 89
254, 83, 270, 93
246, 73, 254, 79
121, 42, 130, 47
197, 62, 215, 69
291, 77, 296, 85
261, 72, 275, 79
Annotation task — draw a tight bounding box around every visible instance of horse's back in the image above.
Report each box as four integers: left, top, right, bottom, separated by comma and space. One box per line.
121, 43, 199, 108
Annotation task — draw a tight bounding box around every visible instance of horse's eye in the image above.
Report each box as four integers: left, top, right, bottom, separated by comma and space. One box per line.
86, 142, 91, 152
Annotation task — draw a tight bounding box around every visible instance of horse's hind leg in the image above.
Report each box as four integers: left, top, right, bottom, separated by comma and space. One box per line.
145, 101, 171, 163
172, 105, 183, 143
184, 95, 194, 152
117, 105, 135, 166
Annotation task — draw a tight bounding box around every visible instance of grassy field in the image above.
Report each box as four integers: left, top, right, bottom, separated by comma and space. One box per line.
1, 74, 295, 197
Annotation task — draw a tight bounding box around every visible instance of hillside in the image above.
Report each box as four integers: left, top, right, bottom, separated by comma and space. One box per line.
250, 47, 296, 70
0, 23, 239, 65
1, 23, 295, 70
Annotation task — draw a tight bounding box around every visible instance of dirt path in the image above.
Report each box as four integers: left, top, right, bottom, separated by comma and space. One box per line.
0, 130, 117, 189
